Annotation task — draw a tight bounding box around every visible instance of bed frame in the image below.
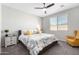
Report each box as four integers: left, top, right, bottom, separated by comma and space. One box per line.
17, 30, 58, 55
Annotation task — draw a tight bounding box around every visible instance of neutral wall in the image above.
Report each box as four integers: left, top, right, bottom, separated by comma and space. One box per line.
2, 5, 42, 31
0, 3, 1, 53
1, 5, 42, 47
42, 6, 79, 41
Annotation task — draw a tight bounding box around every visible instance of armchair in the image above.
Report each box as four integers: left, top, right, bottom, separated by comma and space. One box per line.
66, 30, 79, 46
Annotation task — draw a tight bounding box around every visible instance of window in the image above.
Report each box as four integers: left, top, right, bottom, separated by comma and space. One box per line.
50, 14, 68, 31
50, 16, 57, 30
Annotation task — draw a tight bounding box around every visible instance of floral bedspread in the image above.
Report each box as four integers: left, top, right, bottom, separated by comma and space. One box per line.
19, 33, 57, 55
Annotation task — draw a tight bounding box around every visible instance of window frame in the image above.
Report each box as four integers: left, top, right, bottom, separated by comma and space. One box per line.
49, 14, 68, 31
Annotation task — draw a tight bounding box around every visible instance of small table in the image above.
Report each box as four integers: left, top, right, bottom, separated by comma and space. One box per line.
5, 35, 17, 47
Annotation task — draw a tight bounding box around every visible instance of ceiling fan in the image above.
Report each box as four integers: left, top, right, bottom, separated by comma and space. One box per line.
35, 3, 55, 14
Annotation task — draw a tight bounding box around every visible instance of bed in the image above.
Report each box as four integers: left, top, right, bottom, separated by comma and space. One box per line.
18, 30, 58, 55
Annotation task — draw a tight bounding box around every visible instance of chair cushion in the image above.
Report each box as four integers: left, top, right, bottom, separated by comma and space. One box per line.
76, 31, 79, 39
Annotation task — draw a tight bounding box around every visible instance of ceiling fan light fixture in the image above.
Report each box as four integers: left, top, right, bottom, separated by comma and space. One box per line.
43, 8, 47, 14
43, 8, 47, 11
34, 3, 55, 14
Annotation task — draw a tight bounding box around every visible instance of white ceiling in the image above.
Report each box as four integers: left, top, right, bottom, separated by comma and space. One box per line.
3, 3, 79, 17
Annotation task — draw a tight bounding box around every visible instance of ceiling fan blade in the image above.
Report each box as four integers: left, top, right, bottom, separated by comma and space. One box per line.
46, 3, 54, 8
35, 7, 44, 9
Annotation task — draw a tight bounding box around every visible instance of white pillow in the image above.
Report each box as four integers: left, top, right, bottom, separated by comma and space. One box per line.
32, 29, 38, 34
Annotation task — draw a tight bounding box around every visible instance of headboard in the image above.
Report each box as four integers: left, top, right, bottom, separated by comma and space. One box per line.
18, 30, 21, 38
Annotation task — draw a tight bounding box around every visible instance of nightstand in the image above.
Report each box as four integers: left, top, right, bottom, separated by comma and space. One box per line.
5, 35, 17, 47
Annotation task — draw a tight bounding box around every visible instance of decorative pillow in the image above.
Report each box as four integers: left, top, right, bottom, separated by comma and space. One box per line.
27, 30, 32, 35
23, 32, 27, 35
22, 30, 27, 35
36, 28, 42, 34
32, 29, 38, 34
23, 30, 32, 35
